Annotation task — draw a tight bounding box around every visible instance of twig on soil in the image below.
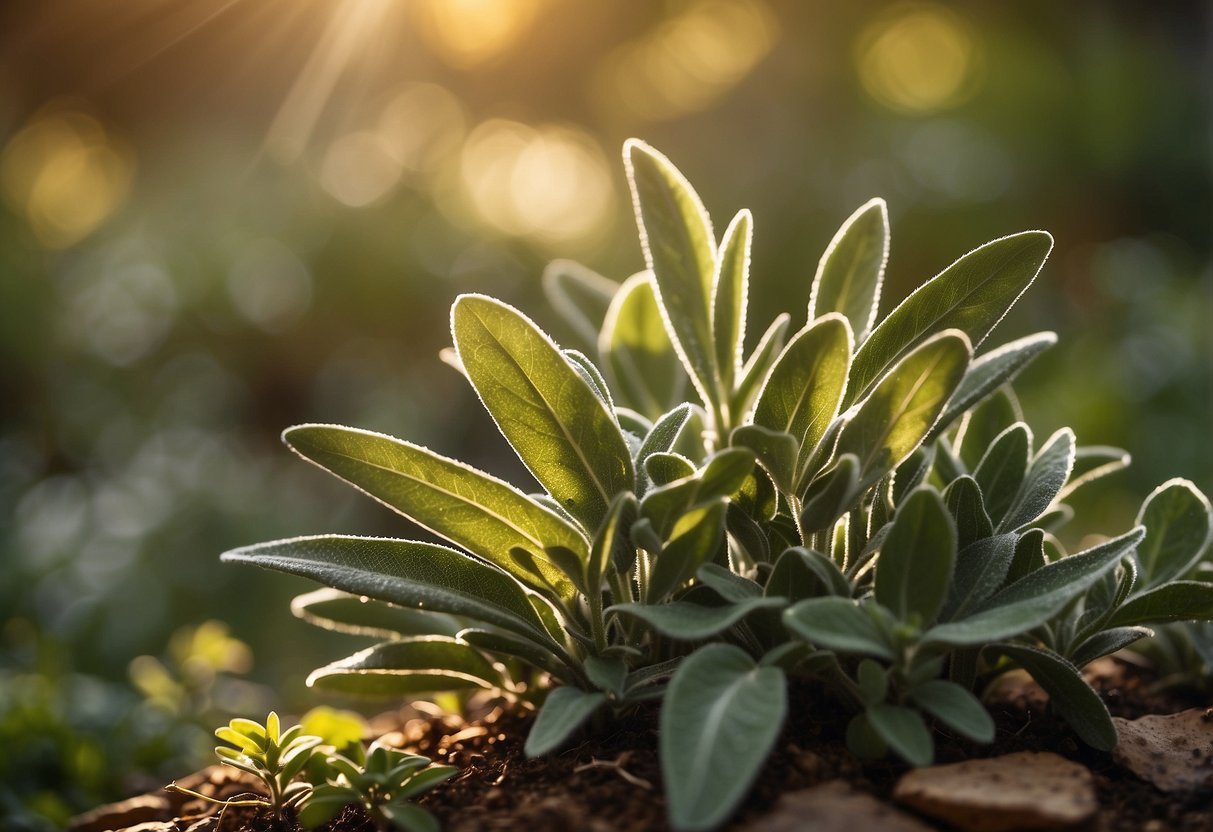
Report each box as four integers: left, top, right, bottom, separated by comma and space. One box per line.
574, 752, 654, 790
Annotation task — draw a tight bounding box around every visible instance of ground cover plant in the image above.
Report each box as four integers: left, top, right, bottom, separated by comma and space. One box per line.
222, 140, 1213, 831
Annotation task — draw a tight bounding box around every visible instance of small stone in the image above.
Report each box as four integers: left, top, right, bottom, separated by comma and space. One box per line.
1113, 708, 1213, 793
749, 780, 935, 832
893, 751, 1096, 831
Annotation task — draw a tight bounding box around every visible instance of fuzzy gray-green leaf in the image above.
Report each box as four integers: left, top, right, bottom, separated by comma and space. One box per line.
809, 198, 889, 341
1133, 478, 1213, 589
1109, 581, 1213, 627
909, 680, 994, 743
995, 644, 1116, 751
875, 487, 956, 626
524, 687, 608, 757
290, 588, 462, 639
542, 259, 618, 353
942, 475, 993, 549
973, 423, 1031, 527
647, 499, 727, 601
453, 294, 634, 533
610, 597, 784, 641
866, 704, 933, 766
999, 428, 1074, 533
600, 272, 688, 420
661, 645, 786, 831
712, 210, 751, 394
783, 598, 895, 660
306, 637, 503, 697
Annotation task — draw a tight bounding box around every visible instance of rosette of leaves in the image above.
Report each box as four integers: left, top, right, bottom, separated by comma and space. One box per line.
299, 741, 456, 832
222, 140, 1213, 832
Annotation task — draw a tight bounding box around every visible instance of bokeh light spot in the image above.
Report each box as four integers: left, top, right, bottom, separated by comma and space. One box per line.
857, 3, 981, 115
412, 0, 541, 69
226, 238, 314, 332
320, 130, 404, 207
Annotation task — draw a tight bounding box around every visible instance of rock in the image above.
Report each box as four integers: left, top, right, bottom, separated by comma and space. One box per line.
1113, 708, 1213, 792
749, 780, 935, 832
68, 795, 171, 832
893, 751, 1096, 831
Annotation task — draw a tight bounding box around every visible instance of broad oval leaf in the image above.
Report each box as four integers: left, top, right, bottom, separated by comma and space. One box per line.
939, 533, 1017, 622
766, 546, 851, 601
624, 139, 719, 409
524, 687, 608, 757
610, 597, 785, 641
712, 210, 751, 394
307, 637, 502, 697
222, 535, 555, 646
799, 454, 861, 534
729, 424, 798, 495
1133, 478, 1213, 589
600, 272, 688, 420
752, 314, 853, 487
1068, 626, 1152, 668
866, 703, 933, 766
452, 294, 635, 533
1057, 445, 1131, 501
290, 587, 462, 639
808, 197, 889, 341
909, 680, 995, 743
942, 475, 994, 549
285, 424, 588, 599
925, 527, 1145, 646
876, 487, 956, 626
783, 598, 895, 661
661, 645, 787, 831
994, 643, 1116, 751
846, 230, 1053, 406
837, 330, 972, 489
1109, 581, 1213, 627
647, 499, 728, 601
542, 259, 618, 353
973, 423, 1031, 527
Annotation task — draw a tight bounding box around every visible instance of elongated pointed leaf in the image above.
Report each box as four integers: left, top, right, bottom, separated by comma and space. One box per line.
847, 231, 1053, 405
587, 493, 637, 595
999, 428, 1075, 532
730, 424, 798, 494
222, 535, 554, 644
524, 687, 608, 757
940, 534, 1017, 622
925, 528, 1145, 646
542, 259, 618, 353
928, 331, 1057, 442
732, 313, 792, 419
712, 210, 751, 394
647, 499, 727, 601
1069, 626, 1152, 668
910, 680, 995, 743
973, 423, 1031, 526
995, 644, 1116, 751
956, 386, 1022, 470
1057, 445, 1131, 501
1109, 581, 1213, 626
286, 424, 588, 599
453, 294, 634, 532
1134, 479, 1213, 589
799, 454, 861, 534
625, 139, 719, 408
661, 645, 787, 831
564, 349, 616, 413
291, 588, 462, 639
640, 448, 753, 538
943, 475, 993, 549
866, 704, 933, 766
839, 330, 971, 489
458, 629, 579, 683
752, 315, 853, 484
307, 637, 502, 697
600, 272, 688, 419
876, 487, 956, 626
809, 198, 889, 341
610, 597, 784, 640
783, 598, 895, 660
766, 546, 851, 600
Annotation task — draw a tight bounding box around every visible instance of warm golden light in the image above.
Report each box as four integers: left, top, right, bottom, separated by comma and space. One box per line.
856, 3, 981, 115
1, 109, 134, 249
596, 0, 777, 122
459, 121, 613, 245
412, 0, 541, 70
320, 130, 404, 207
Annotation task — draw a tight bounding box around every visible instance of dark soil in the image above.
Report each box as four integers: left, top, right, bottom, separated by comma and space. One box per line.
73, 658, 1212, 832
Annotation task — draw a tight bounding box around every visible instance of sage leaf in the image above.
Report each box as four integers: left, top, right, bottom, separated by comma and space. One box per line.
837, 330, 971, 489
994, 643, 1116, 751
524, 687, 608, 757
876, 487, 956, 626
808, 198, 889, 341
645, 453, 696, 486
730, 424, 798, 495
285, 424, 588, 600
712, 210, 751, 394
459, 629, 581, 683
564, 349, 617, 414
999, 428, 1075, 533
783, 598, 895, 661
766, 546, 851, 601
1109, 581, 1213, 626
307, 637, 502, 697
732, 313, 792, 419
942, 475, 994, 549
452, 294, 634, 532
586, 492, 638, 595
909, 680, 995, 743
600, 272, 688, 419
956, 386, 1022, 470
866, 704, 933, 766
625, 139, 719, 408
290, 588, 462, 639
661, 645, 787, 831
610, 597, 784, 641
752, 315, 853, 486
1133, 478, 1213, 589
799, 454, 861, 535
1057, 446, 1132, 501
939, 533, 1017, 622
973, 423, 1031, 527
647, 499, 727, 601
1068, 627, 1152, 668
846, 231, 1052, 406
542, 259, 618, 352
584, 655, 627, 697
925, 527, 1145, 646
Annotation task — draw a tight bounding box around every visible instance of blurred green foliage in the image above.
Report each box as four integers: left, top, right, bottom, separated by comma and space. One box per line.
0, 0, 1208, 820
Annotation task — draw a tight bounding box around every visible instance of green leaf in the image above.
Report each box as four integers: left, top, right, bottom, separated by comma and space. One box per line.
542, 259, 618, 353
624, 139, 719, 409
925, 528, 1145, 646
647, 499, 727, 600
994, 644, 1117, 751
1134, 479, 1213, 589
909, 680, 994, 743
636, 404, 696, 490
999, 428, 1074, 533
587, 492, 638, 595
395, 765, 459, 801
645, 453, 696, 486
846, 231, 1052, 406
610, 597, 784, 641
866, 704, 933, 766
600, 272, 688, 419
298, 789, 353, 830
1057, 446, 1132, 501
452, 294, 635, 533
732, 313, 792, 419
458, 629, 579, 683
799, 454, 861, 535
307, 637, 503, 697
640, 448, 753, 539
766, 546, 851, 600
730, 424, 798, 494
285, 424, 588, 600
783, 598, 895, 660
752, 315, 853, 487
928, 331, 1057, 443
956, 387, 1022, 470
973, 423, 1031, 527
942, 476, 993, 550
524, 687, 608, 757
808, 198, 889, 341
697, 562, 762, 601
290, 588, 462, 639
1069, 627, 1152, 668
222, 535, 554, 645
837, 330, 971, 489
1109, 581, 1213, 626
1005, 527, 1045, 584
939, 534, 1017, 622
564, 349, 616, 414
584, 655, 627, 696
661, 645, 787, 831
875, 487, 956, 626
712, 210, 751, 394
380, 802, 440, 832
